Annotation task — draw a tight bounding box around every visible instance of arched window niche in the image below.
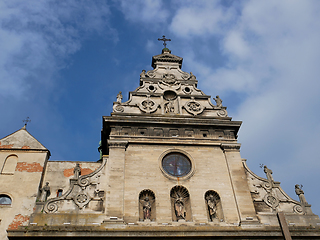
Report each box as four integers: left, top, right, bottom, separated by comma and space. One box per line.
139, 189, 156, 222
205, 190, 224, 222
1, 155, 18, 175
0, 194, 12, 207
170, 185, 192, 222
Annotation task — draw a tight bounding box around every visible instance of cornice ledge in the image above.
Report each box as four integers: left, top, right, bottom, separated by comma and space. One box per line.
108, 140, 128, 149
221, 143, 241, 152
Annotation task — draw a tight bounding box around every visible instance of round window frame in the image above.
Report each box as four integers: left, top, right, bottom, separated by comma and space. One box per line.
159, 149, 195, 180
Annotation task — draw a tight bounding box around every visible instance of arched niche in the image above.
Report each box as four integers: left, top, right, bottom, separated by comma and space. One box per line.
170, 185, 192, 222
1, 155, 18, 175
139, 189, 156, 221
205, 190, 224, 222
0, 194, 12, 206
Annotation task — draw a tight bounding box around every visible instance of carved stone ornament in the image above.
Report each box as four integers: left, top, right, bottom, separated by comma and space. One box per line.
74, 192, 90, 209
163, 73, 176, 84
146, 70, 155, 78
264, 193, 279, 209
139, 97, 158, 114
293, 204, 304, 214
217, 109, 227, 117
184, 99, 204, 116
158, 81, 181, 90
43, 159, 106, 213
113, 104, 124, 112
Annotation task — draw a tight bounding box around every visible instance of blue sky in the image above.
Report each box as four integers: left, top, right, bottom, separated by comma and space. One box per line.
1, 0, 320, 215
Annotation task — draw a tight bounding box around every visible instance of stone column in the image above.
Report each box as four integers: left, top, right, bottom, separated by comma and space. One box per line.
105, 140, 128, 219
221, 143, 259, 225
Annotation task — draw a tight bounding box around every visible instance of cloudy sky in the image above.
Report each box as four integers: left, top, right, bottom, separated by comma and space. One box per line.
1, 0, 320, 215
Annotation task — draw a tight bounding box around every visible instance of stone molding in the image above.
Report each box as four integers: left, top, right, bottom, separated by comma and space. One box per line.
107, 140, 128, 149
221, 143, 241, 152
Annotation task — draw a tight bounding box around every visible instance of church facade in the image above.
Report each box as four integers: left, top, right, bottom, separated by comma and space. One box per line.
1, 47, 320, 239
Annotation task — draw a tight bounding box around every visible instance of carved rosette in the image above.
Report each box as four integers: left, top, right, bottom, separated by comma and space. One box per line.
74, 192, 90, 209
184, 99, 204, 116
139, 98, 158, 113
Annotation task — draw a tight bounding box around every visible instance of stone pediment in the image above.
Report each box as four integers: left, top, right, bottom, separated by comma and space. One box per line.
0, 126, 47, 150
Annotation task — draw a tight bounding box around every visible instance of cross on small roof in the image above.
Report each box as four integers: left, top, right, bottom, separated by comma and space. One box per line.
158, 35, 171, 48
23, 117, 31, 127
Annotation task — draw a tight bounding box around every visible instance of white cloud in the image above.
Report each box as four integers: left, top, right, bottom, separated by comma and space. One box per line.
118, 0, 169, 25
0, 0, 111, 100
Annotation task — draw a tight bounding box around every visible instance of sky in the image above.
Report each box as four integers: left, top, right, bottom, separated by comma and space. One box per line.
1, 0, 320, 216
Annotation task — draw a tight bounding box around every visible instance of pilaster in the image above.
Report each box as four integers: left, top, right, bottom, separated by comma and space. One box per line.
105, 140, 128, 219
221, 143, 259, 225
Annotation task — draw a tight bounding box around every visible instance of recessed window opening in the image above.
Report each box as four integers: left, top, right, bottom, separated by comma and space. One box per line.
203, 133, 207, 137
57, 189, 63, 197
0, 195, 12, 205
148, 85, 155, 91
184, 87, 190, 92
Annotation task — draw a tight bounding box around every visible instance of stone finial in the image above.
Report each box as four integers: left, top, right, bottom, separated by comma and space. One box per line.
140, 70, 146, 79
189, 72, 196, 80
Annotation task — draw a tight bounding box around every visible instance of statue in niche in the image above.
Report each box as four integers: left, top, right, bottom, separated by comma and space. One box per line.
164, 100, 175, 113
116, 91, 123, 103
140, 69, 147, 78
264, 165, 274, 185
206, 194, 217, 221
295, 184, 309, 206
174, 197, 186, 220
213, 95, 223, 108
40, 182, 50, 202
74, 163, 81, 179
189, 72, 196, 80
142, 197, 152, 220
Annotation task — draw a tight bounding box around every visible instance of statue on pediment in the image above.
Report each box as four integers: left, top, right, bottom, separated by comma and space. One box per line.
213, 95, 223, 108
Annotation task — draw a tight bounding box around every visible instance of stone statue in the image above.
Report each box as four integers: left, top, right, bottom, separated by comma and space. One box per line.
189, 72, 196, 80
206, 194, 217, 221
74, 163, 81, 179
116, 91, 123, 103
40, 182, 50, 202
142, 197, 152, 220
264, 165, 274, 185
213, 95, 222, 108
174, 197, 186, 220
164, 100, 175, 113
140, 69, 146, 78
295, 184, 309, 206
98, 140, 102, 160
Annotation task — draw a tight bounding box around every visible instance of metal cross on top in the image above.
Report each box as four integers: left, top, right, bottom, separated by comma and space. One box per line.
158, 35, 171, 48
23, 117, 31, 126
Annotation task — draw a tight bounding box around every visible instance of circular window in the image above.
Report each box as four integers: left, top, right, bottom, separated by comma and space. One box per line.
162, 153, 191, 177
